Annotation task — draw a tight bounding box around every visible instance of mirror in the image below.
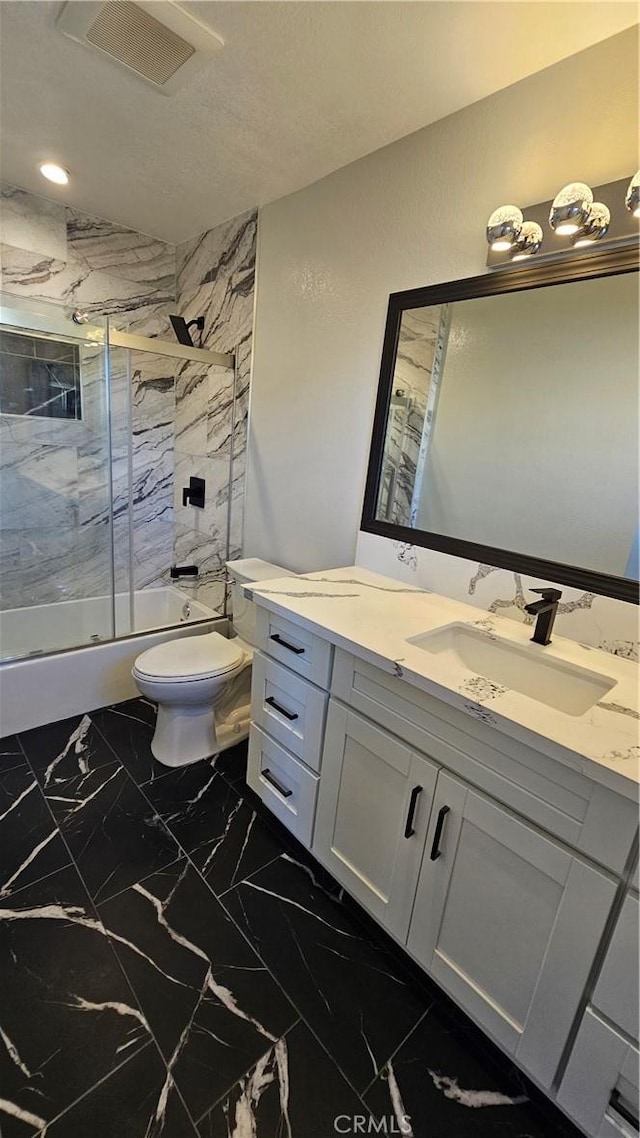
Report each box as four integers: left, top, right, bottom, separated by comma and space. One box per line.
363, 253, 639, 603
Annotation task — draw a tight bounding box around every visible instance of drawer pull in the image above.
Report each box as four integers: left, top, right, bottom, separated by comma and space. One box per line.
404, 785, 423, 839
262, 768, 293, 799
265, 695, 299, 722
430, 805, 450, 861
609, 1090, 639, 1130
270, 633, 305, 655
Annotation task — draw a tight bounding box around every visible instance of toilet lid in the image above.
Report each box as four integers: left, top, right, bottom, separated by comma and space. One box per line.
134, 632, 245, 681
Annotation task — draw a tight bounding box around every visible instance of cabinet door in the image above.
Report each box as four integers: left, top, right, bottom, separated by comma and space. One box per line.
407, 771, 617, 1089
313, 702, 438, 941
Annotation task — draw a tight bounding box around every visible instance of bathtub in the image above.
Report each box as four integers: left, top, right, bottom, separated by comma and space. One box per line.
0, 587, 225, 737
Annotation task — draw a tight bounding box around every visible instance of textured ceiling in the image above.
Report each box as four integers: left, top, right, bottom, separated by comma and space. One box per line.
0, 1, 637, 244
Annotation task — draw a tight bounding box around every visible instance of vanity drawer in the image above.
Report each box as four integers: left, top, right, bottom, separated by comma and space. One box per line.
251, 651, 328, 772
331, 648, 638, 874
247, 725, 319, 847
557, 1008, 639, 1137
592, 892, 639, 1042
255, 607, 333, 687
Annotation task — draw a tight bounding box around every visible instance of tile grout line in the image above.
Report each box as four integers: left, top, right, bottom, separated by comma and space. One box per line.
191, 1016, 302, 1127
359, 1004, 432, 1100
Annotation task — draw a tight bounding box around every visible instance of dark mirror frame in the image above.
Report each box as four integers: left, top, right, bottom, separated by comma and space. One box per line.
361, 244, 640, 605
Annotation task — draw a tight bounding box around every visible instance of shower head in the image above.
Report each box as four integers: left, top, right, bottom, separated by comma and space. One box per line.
170, 314, 205, 348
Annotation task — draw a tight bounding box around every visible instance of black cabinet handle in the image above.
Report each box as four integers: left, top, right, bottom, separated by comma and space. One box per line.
609, 1090, 639, 1130
430, 805, 450, 861
270, 634, 305, 655
261, 768, 293, 798
265, 695, 299, 722
404, 785, 423, 838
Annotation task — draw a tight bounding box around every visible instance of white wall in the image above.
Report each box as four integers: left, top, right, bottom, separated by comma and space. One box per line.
246, 28, 638, 573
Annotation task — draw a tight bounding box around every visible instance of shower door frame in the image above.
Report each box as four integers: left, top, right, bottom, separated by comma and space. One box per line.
0, 295, 237, 661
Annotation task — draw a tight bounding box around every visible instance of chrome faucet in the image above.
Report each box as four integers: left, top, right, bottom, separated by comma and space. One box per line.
524, 587, 562, 646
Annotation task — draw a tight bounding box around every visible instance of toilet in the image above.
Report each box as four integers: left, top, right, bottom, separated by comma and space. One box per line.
132, 559, 294, 767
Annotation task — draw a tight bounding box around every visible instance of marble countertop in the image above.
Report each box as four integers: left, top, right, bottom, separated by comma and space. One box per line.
245, 567, 640, 800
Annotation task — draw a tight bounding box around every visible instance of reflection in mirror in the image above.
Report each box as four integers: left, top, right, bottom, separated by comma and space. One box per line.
374, 272, 639, 582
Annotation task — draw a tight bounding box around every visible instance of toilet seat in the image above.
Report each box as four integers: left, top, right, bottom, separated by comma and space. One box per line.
133, 632, 246, 683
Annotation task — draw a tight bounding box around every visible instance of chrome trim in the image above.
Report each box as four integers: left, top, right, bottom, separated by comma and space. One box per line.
108, 327, 233, 368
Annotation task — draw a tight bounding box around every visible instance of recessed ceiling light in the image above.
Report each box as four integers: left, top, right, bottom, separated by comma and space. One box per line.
39, 163, 70, 185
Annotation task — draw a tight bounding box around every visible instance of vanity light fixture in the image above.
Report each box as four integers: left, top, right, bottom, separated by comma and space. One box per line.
572, 202, 610, 247
625, 170, 640, 218
486, 205, 523, 252
39, 162, 70, 185
549, 182, 593, 236
486, 175, 637, 269
511, 221, 543, 261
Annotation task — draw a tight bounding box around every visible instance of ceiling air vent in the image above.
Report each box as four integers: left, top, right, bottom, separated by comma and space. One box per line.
57, 1, 223, 94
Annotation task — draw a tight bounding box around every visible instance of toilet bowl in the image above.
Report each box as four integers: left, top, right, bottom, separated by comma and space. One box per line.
132, 559, 294, 767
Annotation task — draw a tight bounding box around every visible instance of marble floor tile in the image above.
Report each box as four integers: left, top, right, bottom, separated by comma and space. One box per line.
34, 1042, 198, 1138
98, 859, 295, 1095
0, 865, 153, 1134
19, 712, 118, 786
91, 698, 169, 786
363, 999, 581, 1137
143, 762, 284, 896
197, 1020, 368, 1137
44, 761, 180, 904
222, 853, 429, 1094
212, 740, 248, 788
0, 764, 70, 901
0, 733, 26, 772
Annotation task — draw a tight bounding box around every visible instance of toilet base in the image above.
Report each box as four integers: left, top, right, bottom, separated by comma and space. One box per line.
151, 699, 251, 767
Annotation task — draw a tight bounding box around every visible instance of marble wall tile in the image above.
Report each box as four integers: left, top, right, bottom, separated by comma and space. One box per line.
0, 530, 21, 609
0, 440, 79, 533
174, 359, 210, 455
67, 208, 174, 289
1, 184, 255, 621
176, 211, 257, 353
0, 242, 173, 332
132, 518, 174, 590
0, 185, 67, 261
0, 184, 179, 613
174, 521, 227, 613
174, 210, 257, 608
130, 369, 174, 531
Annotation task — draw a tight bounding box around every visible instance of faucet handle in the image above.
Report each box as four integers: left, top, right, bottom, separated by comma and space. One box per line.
530, 587, 562, 602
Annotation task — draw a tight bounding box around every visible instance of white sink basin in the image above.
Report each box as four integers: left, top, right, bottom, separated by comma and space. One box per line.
407, 623, 615, 716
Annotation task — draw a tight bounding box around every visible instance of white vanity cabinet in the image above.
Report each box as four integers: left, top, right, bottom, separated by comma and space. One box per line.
247, 600, 639, 1134
406, 769, 617, 1088
313, 702, 439, 940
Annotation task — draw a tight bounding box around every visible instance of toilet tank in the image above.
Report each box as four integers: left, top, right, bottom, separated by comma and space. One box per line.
226, 558, 296, 645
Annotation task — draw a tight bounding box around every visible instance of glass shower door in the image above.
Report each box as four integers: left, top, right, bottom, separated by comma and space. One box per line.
0, 294, 119, 660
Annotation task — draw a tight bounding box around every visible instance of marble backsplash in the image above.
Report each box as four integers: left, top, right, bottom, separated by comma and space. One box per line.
355, 530, 639, 661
